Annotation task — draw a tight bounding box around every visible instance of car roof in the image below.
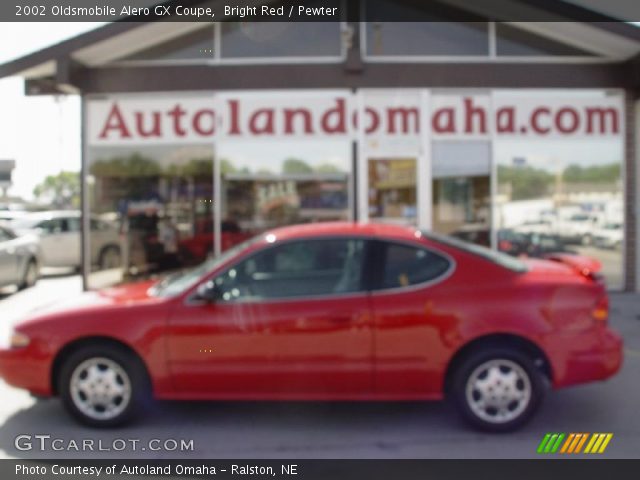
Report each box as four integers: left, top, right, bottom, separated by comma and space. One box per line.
265, 221, 421, 242
18, 210, 80, 220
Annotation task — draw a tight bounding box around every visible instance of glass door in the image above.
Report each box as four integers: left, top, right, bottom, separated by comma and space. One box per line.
367, 157, 417, 225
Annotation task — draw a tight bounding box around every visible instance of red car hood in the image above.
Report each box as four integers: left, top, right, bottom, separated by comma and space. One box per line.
22, 280, 161, 320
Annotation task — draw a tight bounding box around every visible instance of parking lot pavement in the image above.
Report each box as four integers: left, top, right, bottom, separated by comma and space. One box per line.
0, 275, 638, 459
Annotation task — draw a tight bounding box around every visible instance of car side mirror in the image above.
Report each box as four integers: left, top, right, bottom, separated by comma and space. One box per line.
196, 281, 219, 303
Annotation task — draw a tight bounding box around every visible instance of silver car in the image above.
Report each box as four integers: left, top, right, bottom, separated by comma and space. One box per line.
0, 223, 41, 289
11, 211, 121, 270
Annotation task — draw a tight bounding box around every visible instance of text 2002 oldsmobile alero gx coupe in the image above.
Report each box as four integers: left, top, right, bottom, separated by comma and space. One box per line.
0, 223, 622, 431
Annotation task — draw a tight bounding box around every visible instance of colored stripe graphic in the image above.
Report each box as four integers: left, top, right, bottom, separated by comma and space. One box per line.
539, 433, 613, 454
537, 433, 565, 453
597, 434, 613, 453
537, 433, 552, 453
574, 433, 589, 453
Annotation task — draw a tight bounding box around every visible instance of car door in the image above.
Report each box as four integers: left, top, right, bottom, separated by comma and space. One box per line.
167, 237, 374, 397
368, 240, 454, 397
65, 216, 82, 266
38, 217, 80, 267
37, 218, 65, 267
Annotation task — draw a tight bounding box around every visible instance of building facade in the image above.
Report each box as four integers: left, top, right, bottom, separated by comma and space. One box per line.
2, 1, 639, 291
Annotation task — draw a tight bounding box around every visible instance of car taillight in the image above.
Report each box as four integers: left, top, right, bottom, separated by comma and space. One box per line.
592, 295, 609, 323
581, 268, 605, 285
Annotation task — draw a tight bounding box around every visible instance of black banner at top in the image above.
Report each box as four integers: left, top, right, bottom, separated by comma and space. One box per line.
2, 0, 640, 22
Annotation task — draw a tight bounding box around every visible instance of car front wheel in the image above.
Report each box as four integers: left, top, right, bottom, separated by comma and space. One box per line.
450, 347, 546, 432
18, 259, 38, 290
59, 345, 149, 427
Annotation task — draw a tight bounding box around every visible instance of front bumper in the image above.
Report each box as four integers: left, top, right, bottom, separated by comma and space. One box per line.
546, 327, 623, 389
0, 346, 52, 396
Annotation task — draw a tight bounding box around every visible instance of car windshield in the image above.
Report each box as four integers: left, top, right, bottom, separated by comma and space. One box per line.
149, 234, 261, 298
422, 230, 528, 273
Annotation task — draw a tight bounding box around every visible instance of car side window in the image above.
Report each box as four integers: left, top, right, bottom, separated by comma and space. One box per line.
378, 242, 451, 290
67, 217, 81, 232
38, 219, 60, 234
213, 238, 367, 301
0, 227, 10, 242
90, 219, 110, 231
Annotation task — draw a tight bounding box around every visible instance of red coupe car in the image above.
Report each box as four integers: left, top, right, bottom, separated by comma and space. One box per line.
0, 222, 622, 431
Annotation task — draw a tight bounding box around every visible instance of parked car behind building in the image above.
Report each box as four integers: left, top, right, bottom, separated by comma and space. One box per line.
0, 223, 40, 289
11, 211, 121, 270
593, 222, 623, 250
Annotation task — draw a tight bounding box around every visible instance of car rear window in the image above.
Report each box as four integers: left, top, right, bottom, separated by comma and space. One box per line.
379, 242, 451, 289
422, 230, 528, 273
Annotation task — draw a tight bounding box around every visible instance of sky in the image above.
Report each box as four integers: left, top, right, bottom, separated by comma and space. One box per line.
0, 21, 635, 201
0, 22, 104, 201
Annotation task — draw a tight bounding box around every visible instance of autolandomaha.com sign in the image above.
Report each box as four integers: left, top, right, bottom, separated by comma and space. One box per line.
87, 90, 623, 146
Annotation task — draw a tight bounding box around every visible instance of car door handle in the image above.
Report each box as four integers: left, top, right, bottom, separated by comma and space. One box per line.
328, 314, 352, 323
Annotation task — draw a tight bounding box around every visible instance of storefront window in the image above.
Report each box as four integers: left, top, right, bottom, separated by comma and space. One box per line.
494, 92, 624, 288
496, 23, 595, 57
87, 144, 214, 289
431, 140, 491, 244
123, 26, 215, 61
364, 1, 488, 57
218, 141, 351, 249
433, 177, 491, 245
220, 20, 342, 59
368, 158, 417, 224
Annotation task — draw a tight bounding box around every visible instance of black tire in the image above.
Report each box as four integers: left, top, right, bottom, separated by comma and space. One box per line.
18, 258, 38, 290
449, 347, 547, 432
98, 245, 121, 270
58, 345, 150, 428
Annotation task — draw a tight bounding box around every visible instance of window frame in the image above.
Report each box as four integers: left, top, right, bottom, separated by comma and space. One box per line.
360, 18, 615, 64
107, 14, 349, 67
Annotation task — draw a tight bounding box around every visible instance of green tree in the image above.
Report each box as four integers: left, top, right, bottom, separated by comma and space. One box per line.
315, 163, 343, 173
282, 158, 313, 174
90, 153, 161, 177
498, 165, 554, 200
563, 163, 621, 183
33, 171, 80, 208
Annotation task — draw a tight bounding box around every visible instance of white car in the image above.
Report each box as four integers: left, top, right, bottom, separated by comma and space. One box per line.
0, 210, 27, 223
555, 213, 599, 245
11, 211, 121, 270
593, 222, 623, 250
512, 220, 554, 235
0, 223, 41, 289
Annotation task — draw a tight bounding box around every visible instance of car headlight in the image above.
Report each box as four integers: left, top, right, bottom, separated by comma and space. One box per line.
7, 330, 30, 349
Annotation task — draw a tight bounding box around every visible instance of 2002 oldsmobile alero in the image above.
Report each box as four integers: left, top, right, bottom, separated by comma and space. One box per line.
0, 222, 623, 431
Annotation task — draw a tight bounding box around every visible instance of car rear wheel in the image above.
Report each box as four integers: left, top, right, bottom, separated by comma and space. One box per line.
450, 347, 546, 432
18, 259, 38, 290
59, 345, 149, 427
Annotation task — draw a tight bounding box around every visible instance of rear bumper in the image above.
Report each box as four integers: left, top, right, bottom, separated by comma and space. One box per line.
0, 346, 52, 396
547, 327, 623, 388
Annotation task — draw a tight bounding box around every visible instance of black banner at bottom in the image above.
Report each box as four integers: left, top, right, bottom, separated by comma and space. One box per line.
4, 459, 640, 480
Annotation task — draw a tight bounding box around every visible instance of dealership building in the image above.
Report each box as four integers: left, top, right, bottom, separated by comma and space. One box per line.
1, 0, 640, 291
